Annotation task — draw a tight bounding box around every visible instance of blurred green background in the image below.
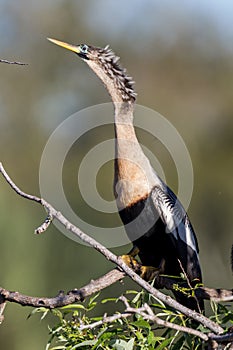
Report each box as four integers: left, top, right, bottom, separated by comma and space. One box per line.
0, 0, 233, 348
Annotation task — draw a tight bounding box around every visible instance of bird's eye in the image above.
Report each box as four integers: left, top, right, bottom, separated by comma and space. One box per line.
80, 44, 88, 54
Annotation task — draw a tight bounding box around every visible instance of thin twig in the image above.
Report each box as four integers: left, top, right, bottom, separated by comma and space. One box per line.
0, 162, 225, 334
0, 59, 28, 65
119, 296, 208, 341
35, 213, 53, 234
0, 163, 41, 203
0, 295, 6, 324
178, 259, 202, 313
80, 295, 209, 341
79, 311, 132, 330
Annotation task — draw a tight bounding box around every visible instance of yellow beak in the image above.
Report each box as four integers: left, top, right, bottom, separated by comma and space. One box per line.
47, 37, 81, 54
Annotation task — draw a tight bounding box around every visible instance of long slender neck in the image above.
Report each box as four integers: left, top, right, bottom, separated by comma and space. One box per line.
113, 101, 138, 151
85, 58, 137, 136
86, 58, 159, 209
86, 60, 128, 103
113, 102, 159, 210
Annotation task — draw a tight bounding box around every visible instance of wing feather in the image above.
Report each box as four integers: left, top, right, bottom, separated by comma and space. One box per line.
150, 185, 199, 255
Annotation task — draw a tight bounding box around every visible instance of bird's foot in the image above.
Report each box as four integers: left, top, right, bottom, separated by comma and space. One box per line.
120, 245, 142, 275
120, 255, 165, 281
121, 254, 142, 275
139, 258, 165, 281
139, 265, 161, 281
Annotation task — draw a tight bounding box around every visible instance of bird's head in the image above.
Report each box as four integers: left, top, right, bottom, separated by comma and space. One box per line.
47, 37, 136, 103
47, 38, 97, 61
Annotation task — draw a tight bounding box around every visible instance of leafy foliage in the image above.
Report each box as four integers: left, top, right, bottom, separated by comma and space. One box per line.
32, 290, 233, 350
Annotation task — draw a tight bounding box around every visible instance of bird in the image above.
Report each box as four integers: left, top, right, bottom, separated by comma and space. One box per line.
48, 37, 203, 312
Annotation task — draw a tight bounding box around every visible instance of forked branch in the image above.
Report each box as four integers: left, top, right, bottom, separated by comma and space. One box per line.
0, 162, 231, 344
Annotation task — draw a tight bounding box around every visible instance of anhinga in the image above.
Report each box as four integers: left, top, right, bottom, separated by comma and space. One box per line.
48, 38, 203, 312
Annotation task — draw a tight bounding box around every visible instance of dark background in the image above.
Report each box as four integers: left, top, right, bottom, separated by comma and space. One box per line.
0, 1, 233, 348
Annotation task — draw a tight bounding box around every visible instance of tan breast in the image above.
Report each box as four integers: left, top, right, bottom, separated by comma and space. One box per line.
114, 122, 160, 210
114, 157, 151, 210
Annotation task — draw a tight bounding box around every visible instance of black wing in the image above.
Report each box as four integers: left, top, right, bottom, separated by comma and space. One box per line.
150, 184, 202, 282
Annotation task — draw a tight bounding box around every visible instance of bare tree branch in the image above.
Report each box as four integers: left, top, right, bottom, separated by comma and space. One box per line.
35, 213, 53, 234
0, 268, 232, 308
0, 162, 226, 335
119, 296, 209, 341
79, 295, 209, 341
0, 295, 6, 324
79, 311, 132, 331
0, 269, 124, 308
0, 59, 28, 65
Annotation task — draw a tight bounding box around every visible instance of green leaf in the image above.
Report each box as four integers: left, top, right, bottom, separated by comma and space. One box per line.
126, 290, 139, 295
111, 338, 132, 350
131, 319, 151, 330
88, 292, 100, 305
27, 307, 49, 320
60, 304, 86, 311
149, 294, 165, 308
135, 330, 144, 341
96, 327, 109, 340
147, 330, 157, 346
86, 302, 97, 311
51, 309, 63, 319
101, 298, 118, 304
155, 336, 174, 350
152, 336, 166, 342
132, 291, 143, 304
70, 338, 98, 348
